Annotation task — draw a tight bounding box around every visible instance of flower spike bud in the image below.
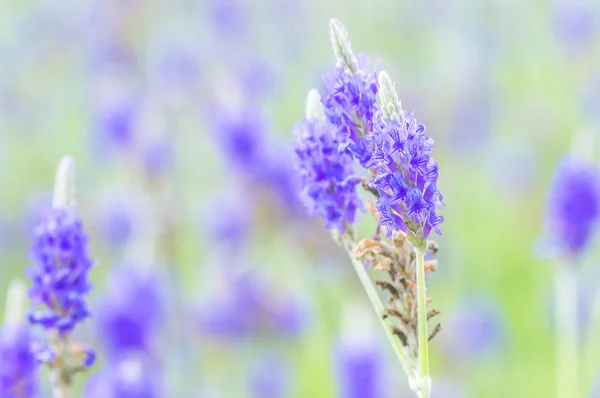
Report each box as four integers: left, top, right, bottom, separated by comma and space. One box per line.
4, 279, 26, 326
329, 19, 358, 75
52, 155, 76, 209
305, 89, 326, 121
377, 71, 401, 122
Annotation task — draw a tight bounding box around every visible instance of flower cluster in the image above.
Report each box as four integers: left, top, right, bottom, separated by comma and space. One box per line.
86, 357, 161, 398
368, 107, 444, 246
212, 106, 301, 214
88, 265, 165, 398
294, 115, 362, 231
0, 325, 37, 398
323, 52, 379, 168
294, 20, 444, 242
198, 270, 305, 339
334, 302, 383, 398
27, 208, 95, 337
544, 156, 600, 256
95, 266, 165, 359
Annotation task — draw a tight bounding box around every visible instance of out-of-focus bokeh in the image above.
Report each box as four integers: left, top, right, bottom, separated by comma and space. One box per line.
1, 0, 600, 397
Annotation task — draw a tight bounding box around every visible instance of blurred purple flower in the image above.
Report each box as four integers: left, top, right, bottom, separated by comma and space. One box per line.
212, 107, 301, 213
213, 107, 267, 173
293, 117, 362, 231
334, 340, 382, 398
95, 98, 138, 149
85, 357, 161, 398
27, 208, 95, 339
552, 1, 596, 49
96, 197, 134, 248
544, 156, 600, 257
198, 271, 305, 340
249, 354, 290, 398
140, 139, 174, 177
202, 193, 251, 250
209, 0, 246, 38
95, 266, 165, 360
152, 46, 199, 99
442, 295, 505, 360
237, 61, 278, 99
0, 325, 37, 398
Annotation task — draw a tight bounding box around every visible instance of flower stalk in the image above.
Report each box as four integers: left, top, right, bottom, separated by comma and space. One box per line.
555, 262, 578, 398
415, 247, 430, 398
293, 19, 444, 397
27, 156, 96, 398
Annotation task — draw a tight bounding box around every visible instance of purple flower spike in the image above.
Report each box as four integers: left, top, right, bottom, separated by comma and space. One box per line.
369, 109, 444, 244
323, 53, 379, 168
0, 325, 37, 398
85, 357, 161, 398
96, 266, 165, 359
544, 156, 600, 257
334, 302, 383, 398
294, 116, 362, 231
27, 208, 95, 338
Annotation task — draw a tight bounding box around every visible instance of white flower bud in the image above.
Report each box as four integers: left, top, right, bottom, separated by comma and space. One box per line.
329, 19, 358, 75
377, 71, 401, 121
305, 89, 326, 121
53, 155, 76, 209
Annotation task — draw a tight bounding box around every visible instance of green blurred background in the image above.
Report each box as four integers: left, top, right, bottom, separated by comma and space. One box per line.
1, 0, 600, 397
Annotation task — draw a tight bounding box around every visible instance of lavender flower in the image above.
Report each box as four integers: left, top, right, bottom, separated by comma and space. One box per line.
442, 295, 504, 361
249, 354, 289, 398
368, 72, 444, 246
0, 281, 38, 398
198, 270, 305, 340
213, 107, 268, 176
94, 98, 137, 150
85, 357, 161, 398
294, 89, 362, 230
544, 156, 600, 257
335, 342, 382, 398
97, 197, 134, 249
26, 156, 96, 397
324, 20, 379, 168
552, 1, 596, 50
0, 325, 37, 398
27, 207, 94, 336
95, 266, 164, 359
334, 301, 383, 398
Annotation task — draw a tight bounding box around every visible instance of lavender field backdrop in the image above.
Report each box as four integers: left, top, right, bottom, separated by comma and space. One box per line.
1, 0, 600, 397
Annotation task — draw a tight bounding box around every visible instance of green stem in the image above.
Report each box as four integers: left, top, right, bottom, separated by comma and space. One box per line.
556, 263, 578, 398
49, 333, 71, 398
416, 247, 430, 398
337, 232, 416, 384
348, 254, 415, 381
584, 279, 600, 391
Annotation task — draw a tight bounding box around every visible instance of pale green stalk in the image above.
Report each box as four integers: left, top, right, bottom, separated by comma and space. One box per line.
584, 279, 600, 391
415, 247, 431, 398
555, 262, 579, 398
